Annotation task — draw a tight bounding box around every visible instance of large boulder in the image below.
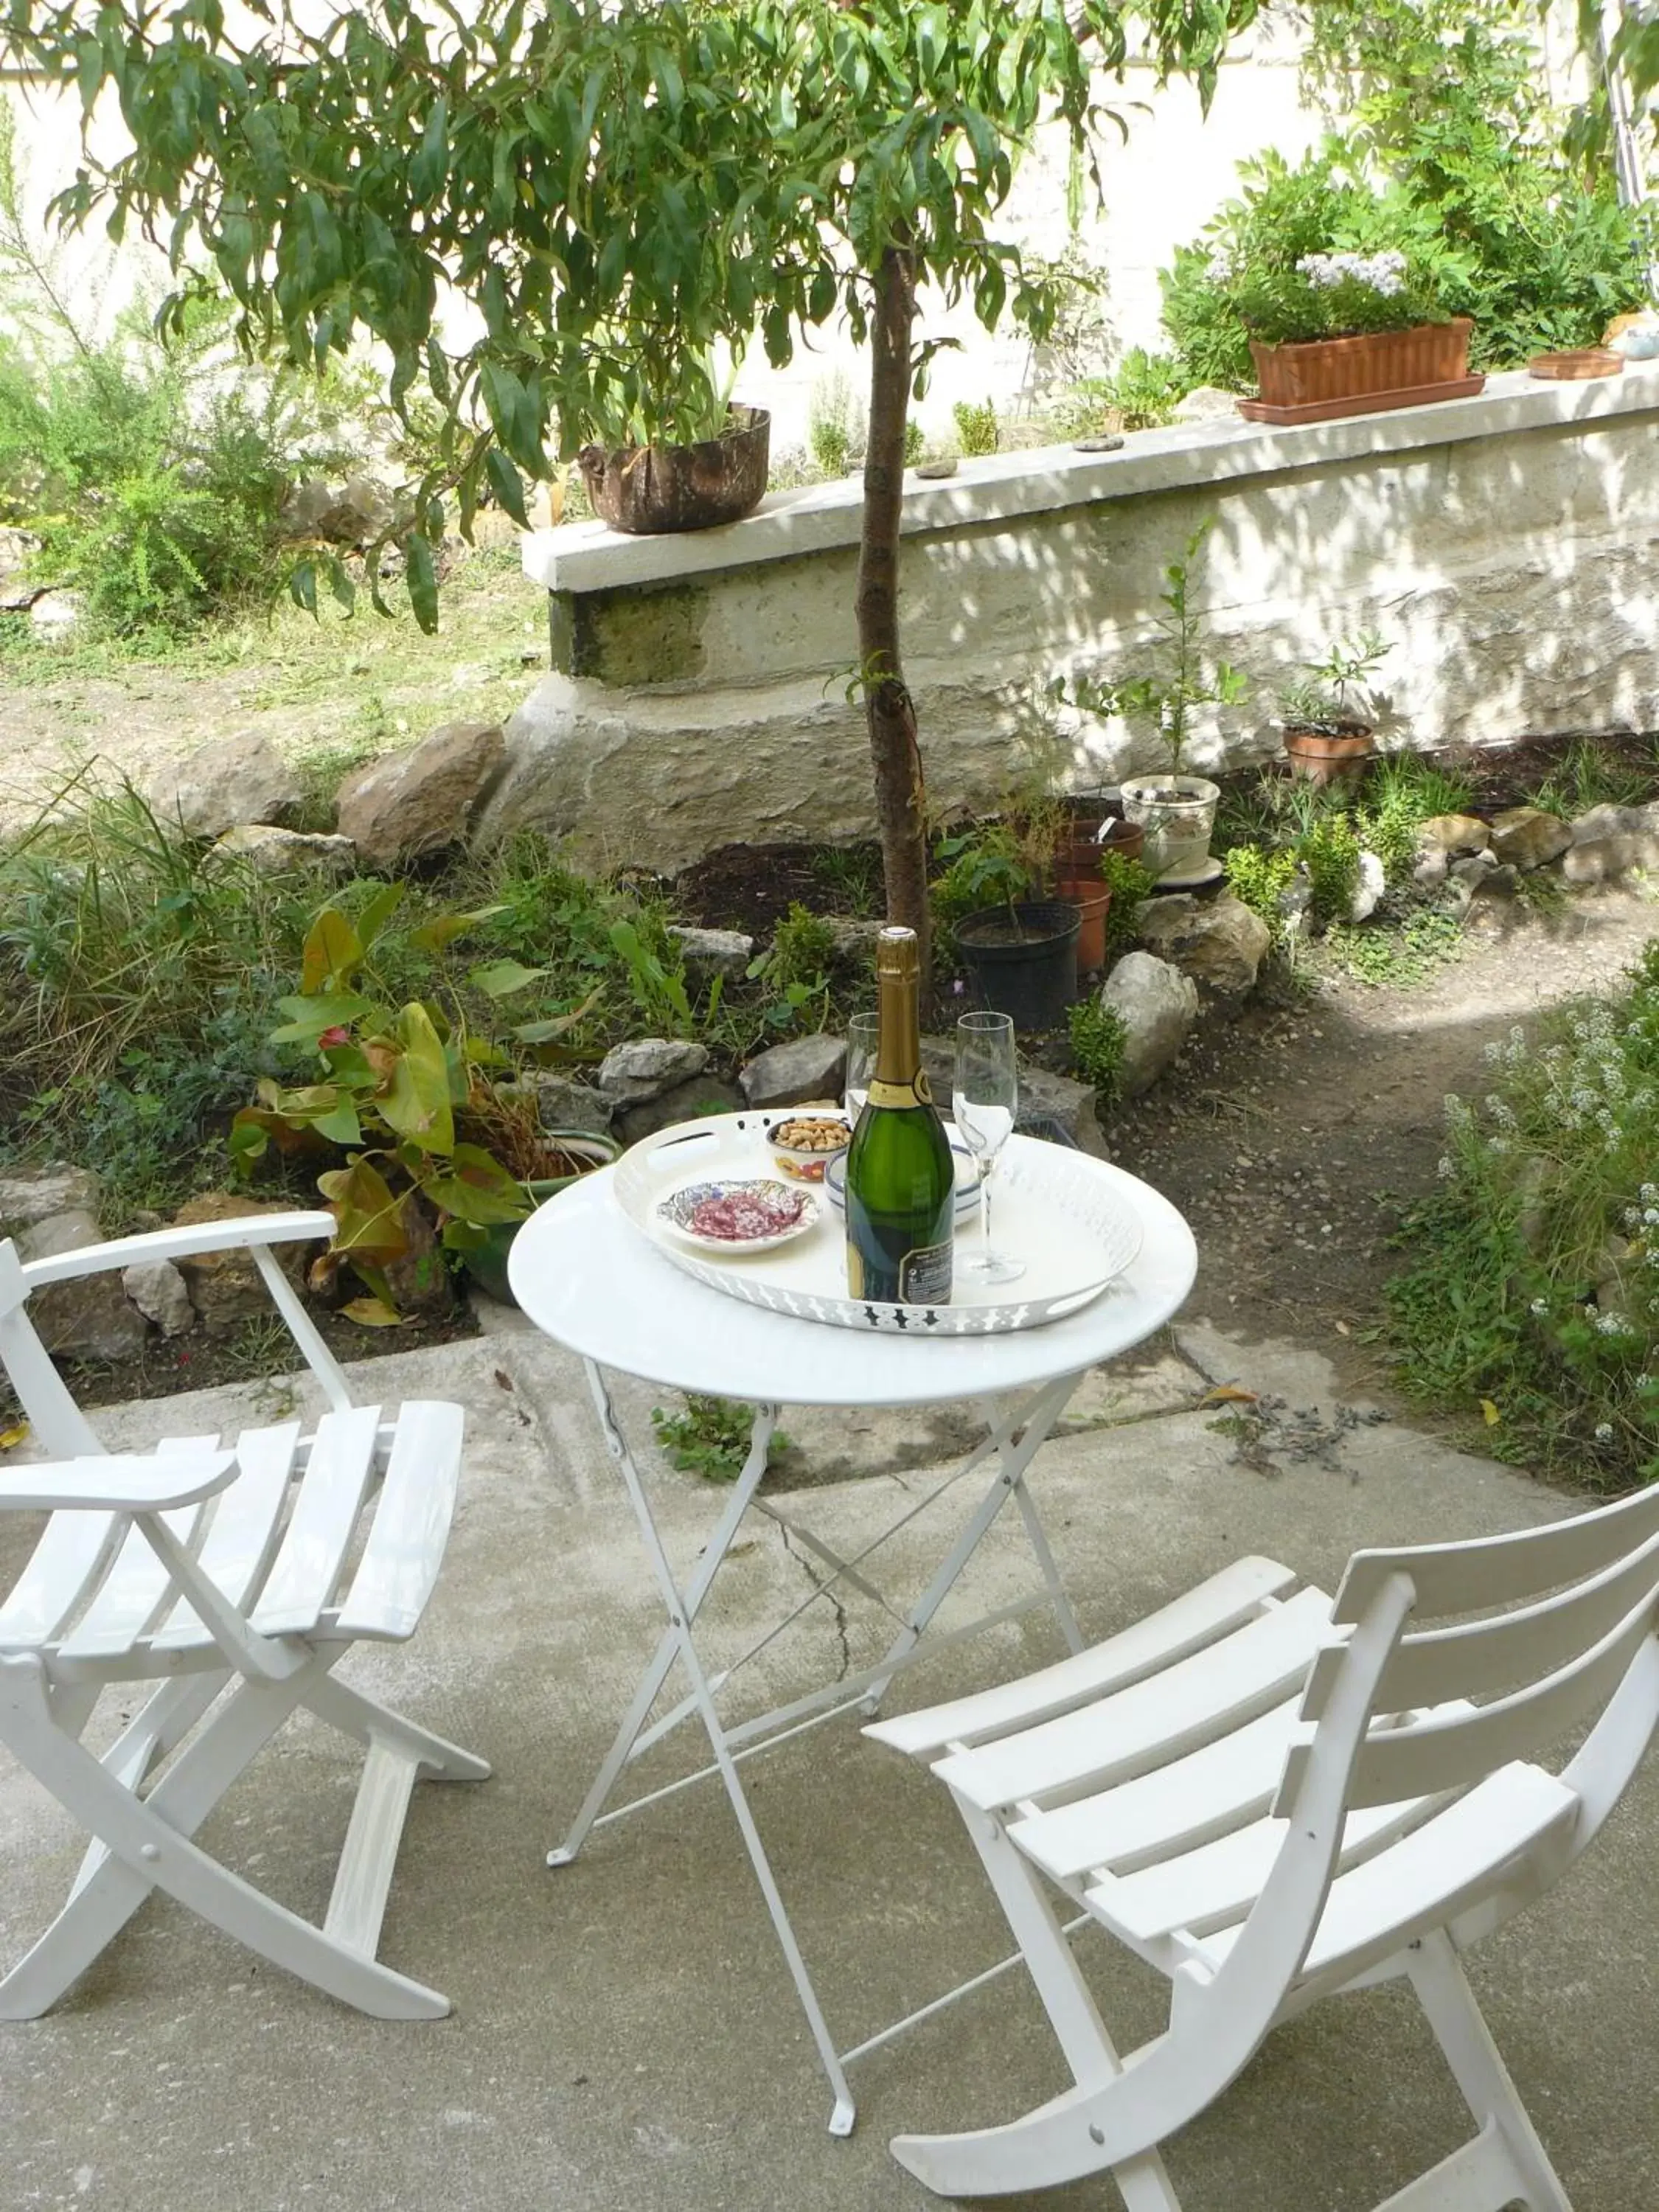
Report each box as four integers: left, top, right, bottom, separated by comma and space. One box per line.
740, 1032, 847, 1108
150, 732, 302, 840
167, 1193, 314, 1335
1562, 800, 1659, 886
335, 720, 505, 869
0, 1163, 102, 1237
1137, 891, 1270, 999
1015, 1066, 1101, 1151
1097, 953, 1198, 1099
17, 1210, 148, 1361
1416, 814, 1490, 855
525, 1071, 615, 1135
597, 1038, 710, 1105
1487, 806, 1573, 872
214, 824, 358, 880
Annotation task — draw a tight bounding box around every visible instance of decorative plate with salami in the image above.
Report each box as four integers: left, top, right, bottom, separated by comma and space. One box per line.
655, 1176, 821, 1253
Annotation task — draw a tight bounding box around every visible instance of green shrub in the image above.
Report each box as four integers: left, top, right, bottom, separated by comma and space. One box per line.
651, 1395, 790, 1482
1223, 844, 1297, 945
1299, 812, 1363, 929
1100, 848, 1155, 958
931, 824, 1032, 940
953, 399, 999, 456
1067, 997, 1127, 1105
1387, 947, 1659, 1481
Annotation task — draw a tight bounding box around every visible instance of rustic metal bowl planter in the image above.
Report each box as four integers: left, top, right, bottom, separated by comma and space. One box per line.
577, 406, 771, 535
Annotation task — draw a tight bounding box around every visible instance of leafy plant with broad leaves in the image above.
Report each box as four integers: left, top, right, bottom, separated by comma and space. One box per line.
229, 890, 592, 1321
3, 0, 1261, 973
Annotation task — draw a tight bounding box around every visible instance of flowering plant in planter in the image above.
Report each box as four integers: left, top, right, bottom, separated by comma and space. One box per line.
1161, 149, 1468, 388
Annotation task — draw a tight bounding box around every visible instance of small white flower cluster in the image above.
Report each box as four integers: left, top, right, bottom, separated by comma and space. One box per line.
1296, 249, 1408, 296
1205, 246, 1238, 285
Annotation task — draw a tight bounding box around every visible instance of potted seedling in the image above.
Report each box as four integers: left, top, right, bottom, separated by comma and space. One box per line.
934, 824, 1081, 1031
1054, 522, 1246, 885
1281, 630, 1389, 786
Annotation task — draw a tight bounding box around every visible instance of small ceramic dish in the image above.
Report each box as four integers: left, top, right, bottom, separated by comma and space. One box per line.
655, 1178, 821, 1254
824, 1144, 984, 1224
768, 1112, 853, 1182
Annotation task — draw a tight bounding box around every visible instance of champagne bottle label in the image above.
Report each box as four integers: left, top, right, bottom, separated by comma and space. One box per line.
900, 1239, 953, 1305
865, 1069, 933, 1110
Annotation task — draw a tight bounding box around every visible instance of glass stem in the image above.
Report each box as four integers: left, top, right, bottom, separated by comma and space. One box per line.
978, 1160, 993, 1254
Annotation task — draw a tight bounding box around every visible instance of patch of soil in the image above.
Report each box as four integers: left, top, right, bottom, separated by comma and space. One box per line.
673, 839, 883, 933
1105, 885, 1659, 1406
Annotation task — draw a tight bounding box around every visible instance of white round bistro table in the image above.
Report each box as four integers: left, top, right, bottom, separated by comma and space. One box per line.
509, 1130, 1197, 2135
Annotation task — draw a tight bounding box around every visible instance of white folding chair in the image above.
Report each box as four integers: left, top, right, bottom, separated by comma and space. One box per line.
867, 1486, 1659, 2208
0, 1210, 487, 2021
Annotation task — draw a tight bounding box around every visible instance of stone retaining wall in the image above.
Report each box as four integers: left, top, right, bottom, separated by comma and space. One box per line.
484, 369, 1659, 872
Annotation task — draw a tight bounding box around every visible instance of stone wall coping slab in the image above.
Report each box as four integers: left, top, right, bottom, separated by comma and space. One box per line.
523, 366, 1659, 599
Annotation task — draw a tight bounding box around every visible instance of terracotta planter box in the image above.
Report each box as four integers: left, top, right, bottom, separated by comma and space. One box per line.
1239, 319, 1482, 426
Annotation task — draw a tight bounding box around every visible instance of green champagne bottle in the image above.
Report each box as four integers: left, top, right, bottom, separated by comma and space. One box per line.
844, 927, 954, 1306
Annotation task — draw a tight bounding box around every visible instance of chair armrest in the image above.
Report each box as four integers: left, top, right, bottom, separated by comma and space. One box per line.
17, 1211, 335, 1290
0, 1450, 239, 1512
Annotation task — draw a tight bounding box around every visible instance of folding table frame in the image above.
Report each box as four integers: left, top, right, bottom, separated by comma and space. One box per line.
546, 1355, 1089, 2134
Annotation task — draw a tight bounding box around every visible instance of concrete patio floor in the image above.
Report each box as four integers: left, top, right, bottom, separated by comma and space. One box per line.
2, 1310, 1655, 2212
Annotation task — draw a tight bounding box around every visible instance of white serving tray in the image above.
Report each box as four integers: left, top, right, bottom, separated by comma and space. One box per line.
611, 1109, 1143, 1335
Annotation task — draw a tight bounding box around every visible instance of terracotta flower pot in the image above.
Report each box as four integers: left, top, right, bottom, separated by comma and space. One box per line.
1056, 878, 1113, 973
1284, 725, 1375, 788
1238, 319, 1481, 426
1098, 815, 1147, 866
577, 406, 771, 534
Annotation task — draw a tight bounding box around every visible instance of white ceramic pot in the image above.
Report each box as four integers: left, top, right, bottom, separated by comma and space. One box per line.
1118, 774, 1221, 882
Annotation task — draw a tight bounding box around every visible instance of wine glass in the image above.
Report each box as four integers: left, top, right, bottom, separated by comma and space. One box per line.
953, 1012, 1024, 1284
844, 1012, 880, 1121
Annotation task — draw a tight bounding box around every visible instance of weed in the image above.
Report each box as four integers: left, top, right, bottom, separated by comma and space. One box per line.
953, 400, 999, 456
1387, 953, 1659, 1483
1100, 849, 1155, 959
1324, 905, 1464, 987
1531, 737, 1653, 823
1300, 812, 1362, 929
651, 1394, 790, 1483
811, 845, 881, 917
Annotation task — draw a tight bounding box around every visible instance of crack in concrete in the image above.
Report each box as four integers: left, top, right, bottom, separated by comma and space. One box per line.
776, 1520, 853, 1683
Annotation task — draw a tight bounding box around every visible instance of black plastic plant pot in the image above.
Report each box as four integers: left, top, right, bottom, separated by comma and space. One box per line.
955, 902, 1081, 1032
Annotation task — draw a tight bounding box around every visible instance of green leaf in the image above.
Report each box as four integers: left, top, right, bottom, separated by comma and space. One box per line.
423, 1143, 532, 1226
270, 990, 376, 1043
407, 905, 504, 953
313, 1099, 364, 1147
318, 1158, 411, 1262
356, 881, 405, 951
378, 1002, 454, 1152
409, 94, 448, 205
484, 444, 529, 526
404, 532, 439, 634
341, 1295, 412, 1328
300, 909, 363, 995
468, 958, 548, 999
288, 559, 318, 616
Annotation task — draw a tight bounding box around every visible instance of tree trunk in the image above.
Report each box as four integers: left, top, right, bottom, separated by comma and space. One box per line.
856, 243, 931, 979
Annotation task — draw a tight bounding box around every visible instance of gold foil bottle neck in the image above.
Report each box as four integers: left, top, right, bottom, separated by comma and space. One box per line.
874, 925, 919, 981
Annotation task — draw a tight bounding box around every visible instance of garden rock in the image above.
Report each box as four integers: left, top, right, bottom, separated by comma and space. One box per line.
1097, 953, 1197, 1099
1562, 827, 1659, 886
1349, 851, 1386, 924
1136, 892, 1269, 999
167, 1193, 312, 1334
740, 1032, 847, 1108
598, 1038, 709, 1105
1411, 847, 1450, 889
29, 589, 81, 634
1569, 801, 1659, 844
122, 1259, 195, 1338
1172, 386, 1239, 425
17, 1211, 147, 1362
150, 731, 302, 839
668, 925, 754, 983
0, 526, 40, 611
214, 824, 359, 879
1015, 1067, 1100, 1152
1450, 849, 1500, 888
1488, 806, 1573, 872
525, 1071, 614, 1134
335, 720, 505, 869
0, 1163, 102, 1238
1416, 814, 1490, 855
616, 1076, 744, 1145
827, 918, 885, 965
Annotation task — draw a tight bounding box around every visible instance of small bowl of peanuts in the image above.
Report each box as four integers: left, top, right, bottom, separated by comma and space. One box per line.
766, 1111, 853, 1183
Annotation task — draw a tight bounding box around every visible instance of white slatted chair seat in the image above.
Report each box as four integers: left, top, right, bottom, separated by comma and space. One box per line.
0, 1217, 487, 2023
868, 1489, 1659, 2210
